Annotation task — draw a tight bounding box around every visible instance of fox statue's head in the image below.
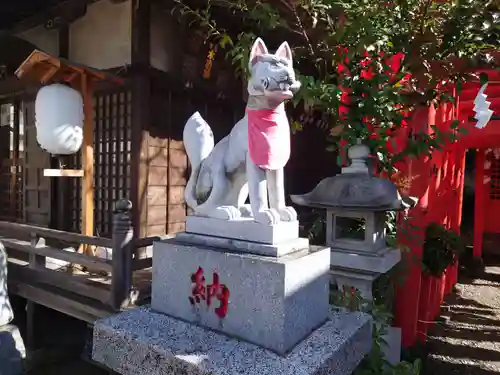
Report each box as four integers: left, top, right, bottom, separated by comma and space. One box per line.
247, 38, 301, 101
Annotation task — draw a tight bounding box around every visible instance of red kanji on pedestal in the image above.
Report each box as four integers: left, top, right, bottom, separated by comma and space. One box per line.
215, 284, 230, 319
189, 268, 230, 318
206, 272, 220, 307
207, 272, 230, 319
188, 266, 206, 305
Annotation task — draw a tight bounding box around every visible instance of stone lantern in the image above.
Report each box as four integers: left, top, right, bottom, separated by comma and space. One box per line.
291, 142, 416, 300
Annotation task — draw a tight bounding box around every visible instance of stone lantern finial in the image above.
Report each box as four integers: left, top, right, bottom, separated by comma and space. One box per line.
342, 141, 370, 175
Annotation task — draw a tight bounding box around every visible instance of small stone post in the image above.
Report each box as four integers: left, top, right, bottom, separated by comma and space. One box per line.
111, 199, 133, 310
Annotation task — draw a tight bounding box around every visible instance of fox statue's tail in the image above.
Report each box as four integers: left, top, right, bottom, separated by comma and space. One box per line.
183, 112, 215, 210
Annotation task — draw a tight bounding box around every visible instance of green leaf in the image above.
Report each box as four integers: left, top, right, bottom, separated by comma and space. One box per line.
292, 120, 304, 134
480, 72, 489, 86
219, 34, 233, 48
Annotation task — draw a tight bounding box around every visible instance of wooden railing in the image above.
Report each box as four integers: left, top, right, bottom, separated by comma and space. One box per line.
0, 199, 159, 322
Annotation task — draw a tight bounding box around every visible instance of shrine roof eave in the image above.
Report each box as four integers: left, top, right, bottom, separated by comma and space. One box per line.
15, 49, 124, 86
0, 0, 72, 32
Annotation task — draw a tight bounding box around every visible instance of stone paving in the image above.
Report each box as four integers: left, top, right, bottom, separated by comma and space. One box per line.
424, 256, 500, 375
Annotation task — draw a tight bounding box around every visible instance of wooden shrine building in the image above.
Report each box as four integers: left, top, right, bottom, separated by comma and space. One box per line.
0, 0, 246, 332
0, 0, 249, 237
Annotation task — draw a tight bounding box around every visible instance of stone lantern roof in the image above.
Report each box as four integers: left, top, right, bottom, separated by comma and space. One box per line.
290, 143, 417, 211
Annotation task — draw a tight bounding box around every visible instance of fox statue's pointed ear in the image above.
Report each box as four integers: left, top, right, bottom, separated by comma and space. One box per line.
249, 37, 268, 69
275, 41, 293, 67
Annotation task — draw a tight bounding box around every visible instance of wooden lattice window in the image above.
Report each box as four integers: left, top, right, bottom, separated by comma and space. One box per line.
68, 87, 132, 237
490, 154, 500, 200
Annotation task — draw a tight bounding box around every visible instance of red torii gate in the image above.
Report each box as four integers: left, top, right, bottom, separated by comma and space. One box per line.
393, 66, 500, 347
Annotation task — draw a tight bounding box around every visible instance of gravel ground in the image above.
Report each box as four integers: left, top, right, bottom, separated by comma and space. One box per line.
26, 360, 109, 375
424, 256, 500, 374
20, 256, 500, 375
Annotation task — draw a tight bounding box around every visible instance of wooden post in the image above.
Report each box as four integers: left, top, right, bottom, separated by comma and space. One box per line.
10, 100, 20, 220
417, 273, 431, 342
450, 149, 467, 286
26, 232, 46, 350
394, 106, 431, 348
130, 0, 151, 242
111, 199, 133, 310
81, 73, 95, 252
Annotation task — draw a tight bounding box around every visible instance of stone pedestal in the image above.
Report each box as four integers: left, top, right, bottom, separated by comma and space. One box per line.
152, 235, 329, 355
93, 306, 372, 375
93, 222, 373, 374
185, 216, 300, 245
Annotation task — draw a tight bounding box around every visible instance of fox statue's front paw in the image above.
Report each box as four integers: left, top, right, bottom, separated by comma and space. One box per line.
239, 204, 253, 218
277, 206, 297, 222
255, 209, 281, 225
196, 205, 241, 220
214, 206, 241, 220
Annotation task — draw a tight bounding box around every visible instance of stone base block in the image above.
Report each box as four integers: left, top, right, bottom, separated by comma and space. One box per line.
382, 326, 401, 365
92, 306, 372, 375
152, 236, 330, 355
331, 270, 379, 300
185, 216, 299, 245
330, 247, 401, 274
0, 325, 26, 375
175, 232, 309, 257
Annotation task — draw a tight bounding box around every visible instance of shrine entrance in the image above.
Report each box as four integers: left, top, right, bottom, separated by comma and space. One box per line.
453, 114, 500, 259
442, 72, 500, 260
470, 144, 500, 258
394, 68, 500, 348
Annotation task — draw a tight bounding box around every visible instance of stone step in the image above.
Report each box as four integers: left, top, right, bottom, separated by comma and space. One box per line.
92, 306, 372, 375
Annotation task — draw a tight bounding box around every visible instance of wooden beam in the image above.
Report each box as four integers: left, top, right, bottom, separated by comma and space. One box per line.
8, 263, 111, 305
1, 237, 112, 273
43, 169, 84, 178
81, 73, 95, 252
66, 72, 79, 84
8, 283, 111, 324
0, 221, 113, 248
40, 66, 60, 84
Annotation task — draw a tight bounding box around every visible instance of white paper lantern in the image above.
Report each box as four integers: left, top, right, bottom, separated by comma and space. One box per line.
35, 83, 84, 155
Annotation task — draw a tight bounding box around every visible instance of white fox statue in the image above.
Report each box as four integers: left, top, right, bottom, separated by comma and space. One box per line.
183, 38, 301, 225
